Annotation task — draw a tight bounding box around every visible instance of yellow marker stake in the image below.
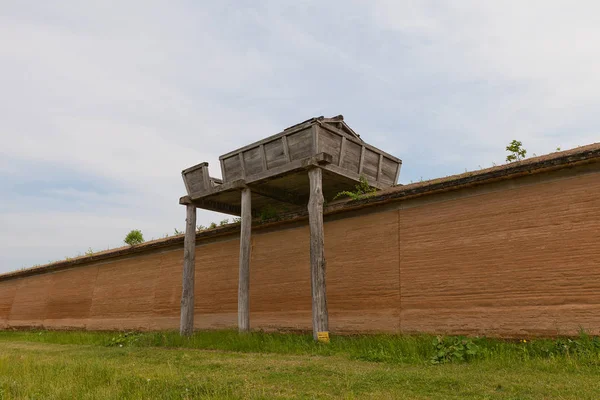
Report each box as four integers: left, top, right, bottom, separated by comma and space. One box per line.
317, 331, 330, 343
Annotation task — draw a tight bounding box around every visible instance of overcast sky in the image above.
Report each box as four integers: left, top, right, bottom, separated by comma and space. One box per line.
1, 1, 599, 272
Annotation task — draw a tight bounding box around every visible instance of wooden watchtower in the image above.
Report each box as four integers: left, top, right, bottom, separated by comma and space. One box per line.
179, 115, 402, 340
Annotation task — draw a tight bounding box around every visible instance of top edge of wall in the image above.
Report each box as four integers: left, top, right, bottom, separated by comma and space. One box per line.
3, 143, 600, 282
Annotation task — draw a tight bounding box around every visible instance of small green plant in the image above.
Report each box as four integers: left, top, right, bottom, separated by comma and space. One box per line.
196, 225, 206, 232
106, 332, 142, 348
232, 217, 241, 224
219, 219, 229, 226
124, 230, 145, 246
549, 332, 600, 357
174, 228, 183, 235
556, 146, 561, 151
209, 222, 217, 229
85, 248, 94, 256
506, 140, 527, 162
333, 175, 376, 201
430, 336, 480, 364
259, 205, 279, 222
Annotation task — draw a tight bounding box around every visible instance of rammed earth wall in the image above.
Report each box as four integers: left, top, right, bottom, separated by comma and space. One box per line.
1, 145, 599, 337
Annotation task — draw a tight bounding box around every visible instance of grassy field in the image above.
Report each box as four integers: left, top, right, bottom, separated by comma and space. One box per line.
0, 330, 599, 399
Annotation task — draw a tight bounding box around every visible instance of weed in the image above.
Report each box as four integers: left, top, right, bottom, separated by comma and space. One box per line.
551, 332, 600, 357
209, 222, 217, 229
333, 175, 377, 201
259, 205, 279, 221
430, 336, 480, 364
219, 219, 229, 226
106, 332, 142, 348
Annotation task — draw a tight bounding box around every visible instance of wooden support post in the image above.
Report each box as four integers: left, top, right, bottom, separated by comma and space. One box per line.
238, 187, 252, 332
180, 204, 197, 336
308, 167, 329, 342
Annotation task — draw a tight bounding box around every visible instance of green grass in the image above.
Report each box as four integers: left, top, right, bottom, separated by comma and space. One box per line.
1, 330, 600, 399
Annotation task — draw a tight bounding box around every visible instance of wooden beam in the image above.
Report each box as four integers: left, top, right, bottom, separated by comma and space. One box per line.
191, 198, 242, 216
188, 154, 331, 203
220, 159, 226, 183
181, 153, 334, 215
338, 136, 347, 167
249, 184, 308, 206
238, 188, 252, 332
181, 161, 208, 175
358, 146, 366, 176
179, 195, 193, 205
394, 162, 402, 185
238, 153, 246, 179
377, 154, 384, 182
260, 144, 268, 171
181, 162, 211, 198
219, 122, 317, 160
182, 194, 261, 218
308, 167, 329, 341
312, 124, 319, 154
239, 153, 332, 185
318, 122, 401, 163
282, 135, 291, 162
321, 163, 387, 190
180, 204, 196, 336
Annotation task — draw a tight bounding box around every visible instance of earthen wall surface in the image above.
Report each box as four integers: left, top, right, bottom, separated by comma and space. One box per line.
1, 164, 599, 336
399, 171, 600, 336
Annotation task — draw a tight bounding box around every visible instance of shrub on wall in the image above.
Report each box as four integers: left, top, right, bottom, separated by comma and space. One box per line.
506, 140, 527, 162
124, 230, 145, 246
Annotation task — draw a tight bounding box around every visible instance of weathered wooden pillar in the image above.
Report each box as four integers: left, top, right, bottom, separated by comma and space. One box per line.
238, 187, 252, 332
308, 167, 329, 341
180, 203, 196, 336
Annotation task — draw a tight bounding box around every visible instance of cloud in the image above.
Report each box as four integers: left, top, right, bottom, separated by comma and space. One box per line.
1, 1, 599, 271
366, 1, 600, 149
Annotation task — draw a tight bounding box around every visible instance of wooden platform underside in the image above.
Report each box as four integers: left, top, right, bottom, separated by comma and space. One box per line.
180, 153, 385, 216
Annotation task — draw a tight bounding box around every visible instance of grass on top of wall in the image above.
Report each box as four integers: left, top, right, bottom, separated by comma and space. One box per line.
1, 329, 600, 366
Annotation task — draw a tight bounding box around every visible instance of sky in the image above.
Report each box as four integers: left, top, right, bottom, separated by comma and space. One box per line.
1, 1, 599, 272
